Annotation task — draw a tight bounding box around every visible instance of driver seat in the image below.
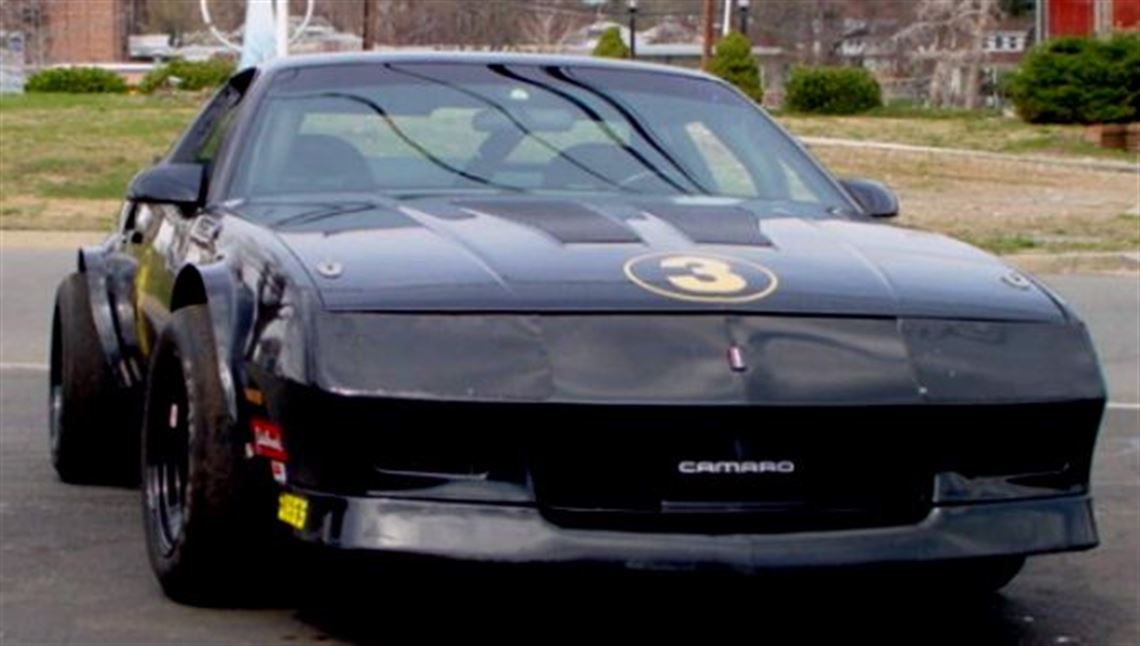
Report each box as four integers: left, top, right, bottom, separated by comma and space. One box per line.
279, 134, 375, 193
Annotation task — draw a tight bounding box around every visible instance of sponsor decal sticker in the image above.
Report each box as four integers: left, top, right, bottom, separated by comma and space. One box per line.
243, 387, 265, 406
251, 418, 288, 462
271, 460, 287, 484
624, 252, 778, 303
278, 493, 308, 530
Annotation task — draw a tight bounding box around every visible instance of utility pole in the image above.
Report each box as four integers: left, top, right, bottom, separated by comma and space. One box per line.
701, 0, 716, 70
362, 0, 375, 50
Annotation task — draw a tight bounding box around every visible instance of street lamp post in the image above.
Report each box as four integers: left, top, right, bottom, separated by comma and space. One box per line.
738, 0, 751, 35
628, 0, 638, 59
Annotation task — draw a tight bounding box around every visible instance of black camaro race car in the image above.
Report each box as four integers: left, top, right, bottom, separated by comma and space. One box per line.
49, 53, 1106, 604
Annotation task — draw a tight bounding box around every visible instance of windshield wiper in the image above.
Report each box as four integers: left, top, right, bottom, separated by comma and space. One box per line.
268, 200, 381, 228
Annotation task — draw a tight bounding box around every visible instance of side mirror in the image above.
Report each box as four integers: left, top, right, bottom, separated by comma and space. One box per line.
840, 178, 899, 219
127, 163, 206, 212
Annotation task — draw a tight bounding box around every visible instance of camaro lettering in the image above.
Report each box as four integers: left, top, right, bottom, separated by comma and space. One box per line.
678, 460, 796, 475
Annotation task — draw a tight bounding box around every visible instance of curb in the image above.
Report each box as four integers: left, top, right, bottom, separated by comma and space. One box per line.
0, 230, 105, 249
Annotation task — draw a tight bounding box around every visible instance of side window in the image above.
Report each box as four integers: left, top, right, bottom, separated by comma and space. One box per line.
193, 90, 241, 165
774, 158, 821, 203
195, 104, 238, 164
169, 79, 247, 165
684, 121, 757, 197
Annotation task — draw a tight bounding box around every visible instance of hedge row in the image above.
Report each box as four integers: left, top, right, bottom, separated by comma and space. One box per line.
784, 66, 882, 115
25, 67, 127, 94
139, 58, 235, 94
25, 58, 234, 94
1005, 33, 1140, 125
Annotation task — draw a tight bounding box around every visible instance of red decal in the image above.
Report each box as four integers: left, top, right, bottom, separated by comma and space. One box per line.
251, 418, 288, 462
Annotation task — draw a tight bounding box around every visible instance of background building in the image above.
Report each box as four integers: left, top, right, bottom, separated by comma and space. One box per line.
45, 0, 127, 62
1041, 0, 1140, 39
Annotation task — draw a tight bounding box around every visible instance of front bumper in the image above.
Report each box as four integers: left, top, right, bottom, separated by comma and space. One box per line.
287, 492, 1098, 570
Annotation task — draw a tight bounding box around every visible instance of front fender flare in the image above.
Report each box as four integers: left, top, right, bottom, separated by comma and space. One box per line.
170, 262, 256, 420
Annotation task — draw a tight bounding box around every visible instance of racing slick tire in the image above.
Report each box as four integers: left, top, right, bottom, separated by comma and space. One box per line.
141, 304, 277, 606
49, 273, 134, 484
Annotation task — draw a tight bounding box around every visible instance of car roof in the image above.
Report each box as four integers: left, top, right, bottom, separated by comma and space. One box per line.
256, 51, 717, 82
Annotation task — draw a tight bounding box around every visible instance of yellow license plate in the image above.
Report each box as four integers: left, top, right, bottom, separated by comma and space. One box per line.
277, 493, 308, 530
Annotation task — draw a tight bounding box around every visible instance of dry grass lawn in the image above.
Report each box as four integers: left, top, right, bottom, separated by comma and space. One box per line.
813, 146, 1139, 256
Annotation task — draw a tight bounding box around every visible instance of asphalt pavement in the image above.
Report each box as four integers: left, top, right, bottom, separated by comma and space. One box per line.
1, 246, 1137, 645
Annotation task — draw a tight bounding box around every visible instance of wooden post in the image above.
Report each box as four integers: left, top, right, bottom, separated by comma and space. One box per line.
701, 0, 716, 70
362, 0, 376, 50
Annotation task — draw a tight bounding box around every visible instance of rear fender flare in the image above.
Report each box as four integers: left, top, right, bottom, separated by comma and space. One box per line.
104, 253, 142, 383
77, 246, 134, 390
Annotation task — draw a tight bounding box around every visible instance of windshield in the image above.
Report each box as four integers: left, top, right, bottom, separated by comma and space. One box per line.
231, 62, 847, 207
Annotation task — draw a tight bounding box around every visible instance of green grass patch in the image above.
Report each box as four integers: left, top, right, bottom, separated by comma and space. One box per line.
965, 233, 1041, 254
867, 102, 1002, 120
1, 93, 203, 229
0, 93, 203, 202
940, 214, 1140, 255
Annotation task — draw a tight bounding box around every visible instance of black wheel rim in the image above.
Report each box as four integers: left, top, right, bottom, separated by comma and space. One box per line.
145, 352, 190, 556
48, 384, 62, 458
48, 316, 63, 461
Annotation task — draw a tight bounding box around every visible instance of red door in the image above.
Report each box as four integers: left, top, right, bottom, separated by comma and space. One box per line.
1114, 0, 1140, 31
1050, 0, 1094, 36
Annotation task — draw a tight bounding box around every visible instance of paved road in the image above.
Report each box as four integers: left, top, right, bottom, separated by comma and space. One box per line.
1, 247, 1137, 645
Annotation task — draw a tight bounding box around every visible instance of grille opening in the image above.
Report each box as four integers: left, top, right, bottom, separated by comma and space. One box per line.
277, 385, 1100, 534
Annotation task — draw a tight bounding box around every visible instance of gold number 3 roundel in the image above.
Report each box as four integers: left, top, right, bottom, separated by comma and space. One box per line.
623, 252, 779, 303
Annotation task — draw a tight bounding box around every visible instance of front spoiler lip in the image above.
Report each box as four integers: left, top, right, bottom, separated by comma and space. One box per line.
289, 491, 1098, 569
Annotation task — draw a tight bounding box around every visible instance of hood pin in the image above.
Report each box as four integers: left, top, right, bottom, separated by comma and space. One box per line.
315, 261, 343, 279
1001, 271, 1031, 290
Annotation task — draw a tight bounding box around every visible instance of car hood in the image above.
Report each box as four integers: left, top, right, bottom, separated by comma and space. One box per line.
243, 195, 1064, 322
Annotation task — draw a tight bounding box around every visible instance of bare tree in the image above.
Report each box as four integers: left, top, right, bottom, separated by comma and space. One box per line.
519, 1, 590, 51
373, 0, 441, 46
751, 0, 849, 65
894, 0, 1000, 108
142, 0, 202, 46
